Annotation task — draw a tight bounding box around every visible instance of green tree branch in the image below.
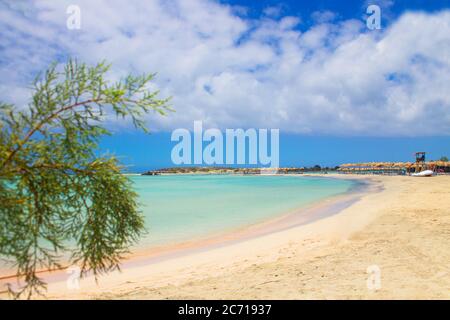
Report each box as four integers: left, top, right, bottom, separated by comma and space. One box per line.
0, 60, 172, 298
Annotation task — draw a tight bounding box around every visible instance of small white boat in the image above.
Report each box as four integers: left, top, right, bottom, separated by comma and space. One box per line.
412, 170, 434, 177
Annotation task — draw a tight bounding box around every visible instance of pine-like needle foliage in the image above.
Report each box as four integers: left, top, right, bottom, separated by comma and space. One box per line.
0, 60, 172, 298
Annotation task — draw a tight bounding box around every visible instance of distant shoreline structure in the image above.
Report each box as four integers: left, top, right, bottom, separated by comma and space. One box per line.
141, 166, 335, 176
139, 161, 450, 176
338, 161, 450, 175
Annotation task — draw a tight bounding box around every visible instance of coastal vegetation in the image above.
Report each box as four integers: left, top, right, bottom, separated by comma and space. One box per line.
0, 60, 171, 298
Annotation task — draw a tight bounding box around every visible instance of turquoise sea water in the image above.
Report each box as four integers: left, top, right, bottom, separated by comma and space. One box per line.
131, 175, 354, 247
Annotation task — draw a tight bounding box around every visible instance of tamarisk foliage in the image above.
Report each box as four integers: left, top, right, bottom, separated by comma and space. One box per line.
0, 60, 171, 298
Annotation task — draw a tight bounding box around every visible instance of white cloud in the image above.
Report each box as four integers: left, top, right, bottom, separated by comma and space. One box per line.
1, 0, 450, 136
311, 10, 337, 23
263, 5, 284, 18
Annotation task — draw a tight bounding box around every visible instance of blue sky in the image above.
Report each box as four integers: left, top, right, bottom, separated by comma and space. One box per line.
223, 0, 450, 21
101, 132, 450, 171
1, 0, 450, 170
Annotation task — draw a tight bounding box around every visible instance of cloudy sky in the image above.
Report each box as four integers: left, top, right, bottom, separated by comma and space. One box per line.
1, 0, 450, 167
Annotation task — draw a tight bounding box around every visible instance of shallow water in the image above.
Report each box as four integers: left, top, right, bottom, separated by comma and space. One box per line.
131, 175, 354, 247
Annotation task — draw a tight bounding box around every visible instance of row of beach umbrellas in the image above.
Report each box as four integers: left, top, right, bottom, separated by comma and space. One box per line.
338, 161, 450, 170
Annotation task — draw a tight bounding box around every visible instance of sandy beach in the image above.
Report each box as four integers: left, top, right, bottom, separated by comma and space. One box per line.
2, 174, 450, 299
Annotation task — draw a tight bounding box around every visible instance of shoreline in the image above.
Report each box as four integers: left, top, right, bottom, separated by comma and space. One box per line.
9, 175, 385, 299
116, 175, 377, 268
0, 175, 371, 289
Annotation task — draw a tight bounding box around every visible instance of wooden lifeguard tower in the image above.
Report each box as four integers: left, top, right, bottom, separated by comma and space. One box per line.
415, 152, 426, 163
415, 152, 426, 172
